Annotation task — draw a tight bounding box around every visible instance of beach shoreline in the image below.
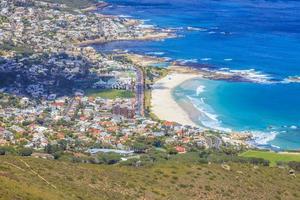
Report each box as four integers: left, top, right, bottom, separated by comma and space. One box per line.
151, 72, 202, 127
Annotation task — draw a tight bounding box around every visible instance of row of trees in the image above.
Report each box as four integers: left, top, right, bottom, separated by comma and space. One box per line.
0, 146, 32, 156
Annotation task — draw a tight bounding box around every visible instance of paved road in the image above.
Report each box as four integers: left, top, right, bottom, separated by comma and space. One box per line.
63, 97, 74, 116
135, 66, 145, 117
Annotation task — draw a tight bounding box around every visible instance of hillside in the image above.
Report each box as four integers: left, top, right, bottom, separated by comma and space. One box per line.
0, 155, 300, 200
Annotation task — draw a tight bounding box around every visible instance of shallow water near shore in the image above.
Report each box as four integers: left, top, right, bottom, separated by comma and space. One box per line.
97, 0, 300, 149
174, 78, 300, 150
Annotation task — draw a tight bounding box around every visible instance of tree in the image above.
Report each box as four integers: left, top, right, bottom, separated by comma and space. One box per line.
133, 142, 147, 153
58, 140, 68, 151
45, 144, 59, 154
152, 138, 164, 148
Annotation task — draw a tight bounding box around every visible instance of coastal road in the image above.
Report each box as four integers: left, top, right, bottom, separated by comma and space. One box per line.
135, 66, 145, 117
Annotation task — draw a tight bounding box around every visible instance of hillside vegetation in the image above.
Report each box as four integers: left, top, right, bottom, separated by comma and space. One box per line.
1, 155, 300, 200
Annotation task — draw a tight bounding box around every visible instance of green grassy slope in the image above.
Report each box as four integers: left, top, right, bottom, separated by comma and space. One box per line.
1, 155, 300, 200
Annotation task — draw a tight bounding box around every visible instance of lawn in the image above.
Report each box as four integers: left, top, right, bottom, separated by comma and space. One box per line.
240, 150, 300, 166
86, 89, 134, 99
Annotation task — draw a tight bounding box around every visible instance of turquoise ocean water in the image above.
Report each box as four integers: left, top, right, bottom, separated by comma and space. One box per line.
96, 0, 300, 150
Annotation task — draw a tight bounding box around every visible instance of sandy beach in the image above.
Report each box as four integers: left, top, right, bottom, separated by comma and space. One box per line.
151, 73, 201, 127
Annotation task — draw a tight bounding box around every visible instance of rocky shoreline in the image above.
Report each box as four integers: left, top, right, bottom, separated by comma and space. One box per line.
124, 53, 273, 84
77, 31, 175, 46
82, 1, 110, 12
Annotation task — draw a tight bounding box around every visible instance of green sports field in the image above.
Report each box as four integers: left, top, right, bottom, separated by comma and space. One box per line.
240, 150, 300, 166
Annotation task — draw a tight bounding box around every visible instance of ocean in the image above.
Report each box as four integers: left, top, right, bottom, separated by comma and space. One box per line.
96, 0, 300, 150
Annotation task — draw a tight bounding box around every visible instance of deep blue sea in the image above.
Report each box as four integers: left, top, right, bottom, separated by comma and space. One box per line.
96, 0, 300, 150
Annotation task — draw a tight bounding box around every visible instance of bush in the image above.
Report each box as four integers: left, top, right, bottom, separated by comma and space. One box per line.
200, 150, 270, 166
0, 148, 6, 155
53, 151, 63, 160
97, 153, 121, 165
120, 158, 140, 167
199, 150, 211, 159
288, 161, 300, 171
167, 148, 178, 155
19, 148, 33, 156
132, 142, 147, 153
88, 157, 101, 164
71, 156, 83, 163
248, 157, 270, 166
0, 146, 16, 155
198, 158, 208, 164
276, 161, 286, 167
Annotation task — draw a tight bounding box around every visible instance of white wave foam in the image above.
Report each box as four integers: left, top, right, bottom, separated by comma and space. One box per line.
282, 76, 300, 84
200, 97, 206, 104
196, 85, 205, 96
113, 49, 129, 53
187, 26, 207, 31
224, 58, 233, 61
270, 144, 281, 149
138, 24, 155, 28
219, 67, 230, 70
177, 59, 198, 64
186, 95, 231, 132
146, 52, 165, 56
208, 31, 216, 34
118, 15, 132, 18
290, 125, 298, 129
216, 68, 273, 83
201, 58, 212, 61
246, 131, 278, 145
163, 57, 172, 61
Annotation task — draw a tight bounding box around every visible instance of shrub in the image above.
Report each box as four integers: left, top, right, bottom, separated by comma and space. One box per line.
248, 157, 270, 166
288, 161, 300, 171
276, 161, 286, 167
0, 148, 6, 155
97, 153, 121, 165
71, 156, 83, 163
0, 146, 16, 155
132, 142, 147, 153
19, 148, 33, 156
120, 158, 140, 166
198, 158, 208, 164
53, 151, 63, 160
167, 148, 178, 155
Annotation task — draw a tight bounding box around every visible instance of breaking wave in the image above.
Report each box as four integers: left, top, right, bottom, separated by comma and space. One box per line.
186, 94, 232, 133
146, 51, 165, 56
